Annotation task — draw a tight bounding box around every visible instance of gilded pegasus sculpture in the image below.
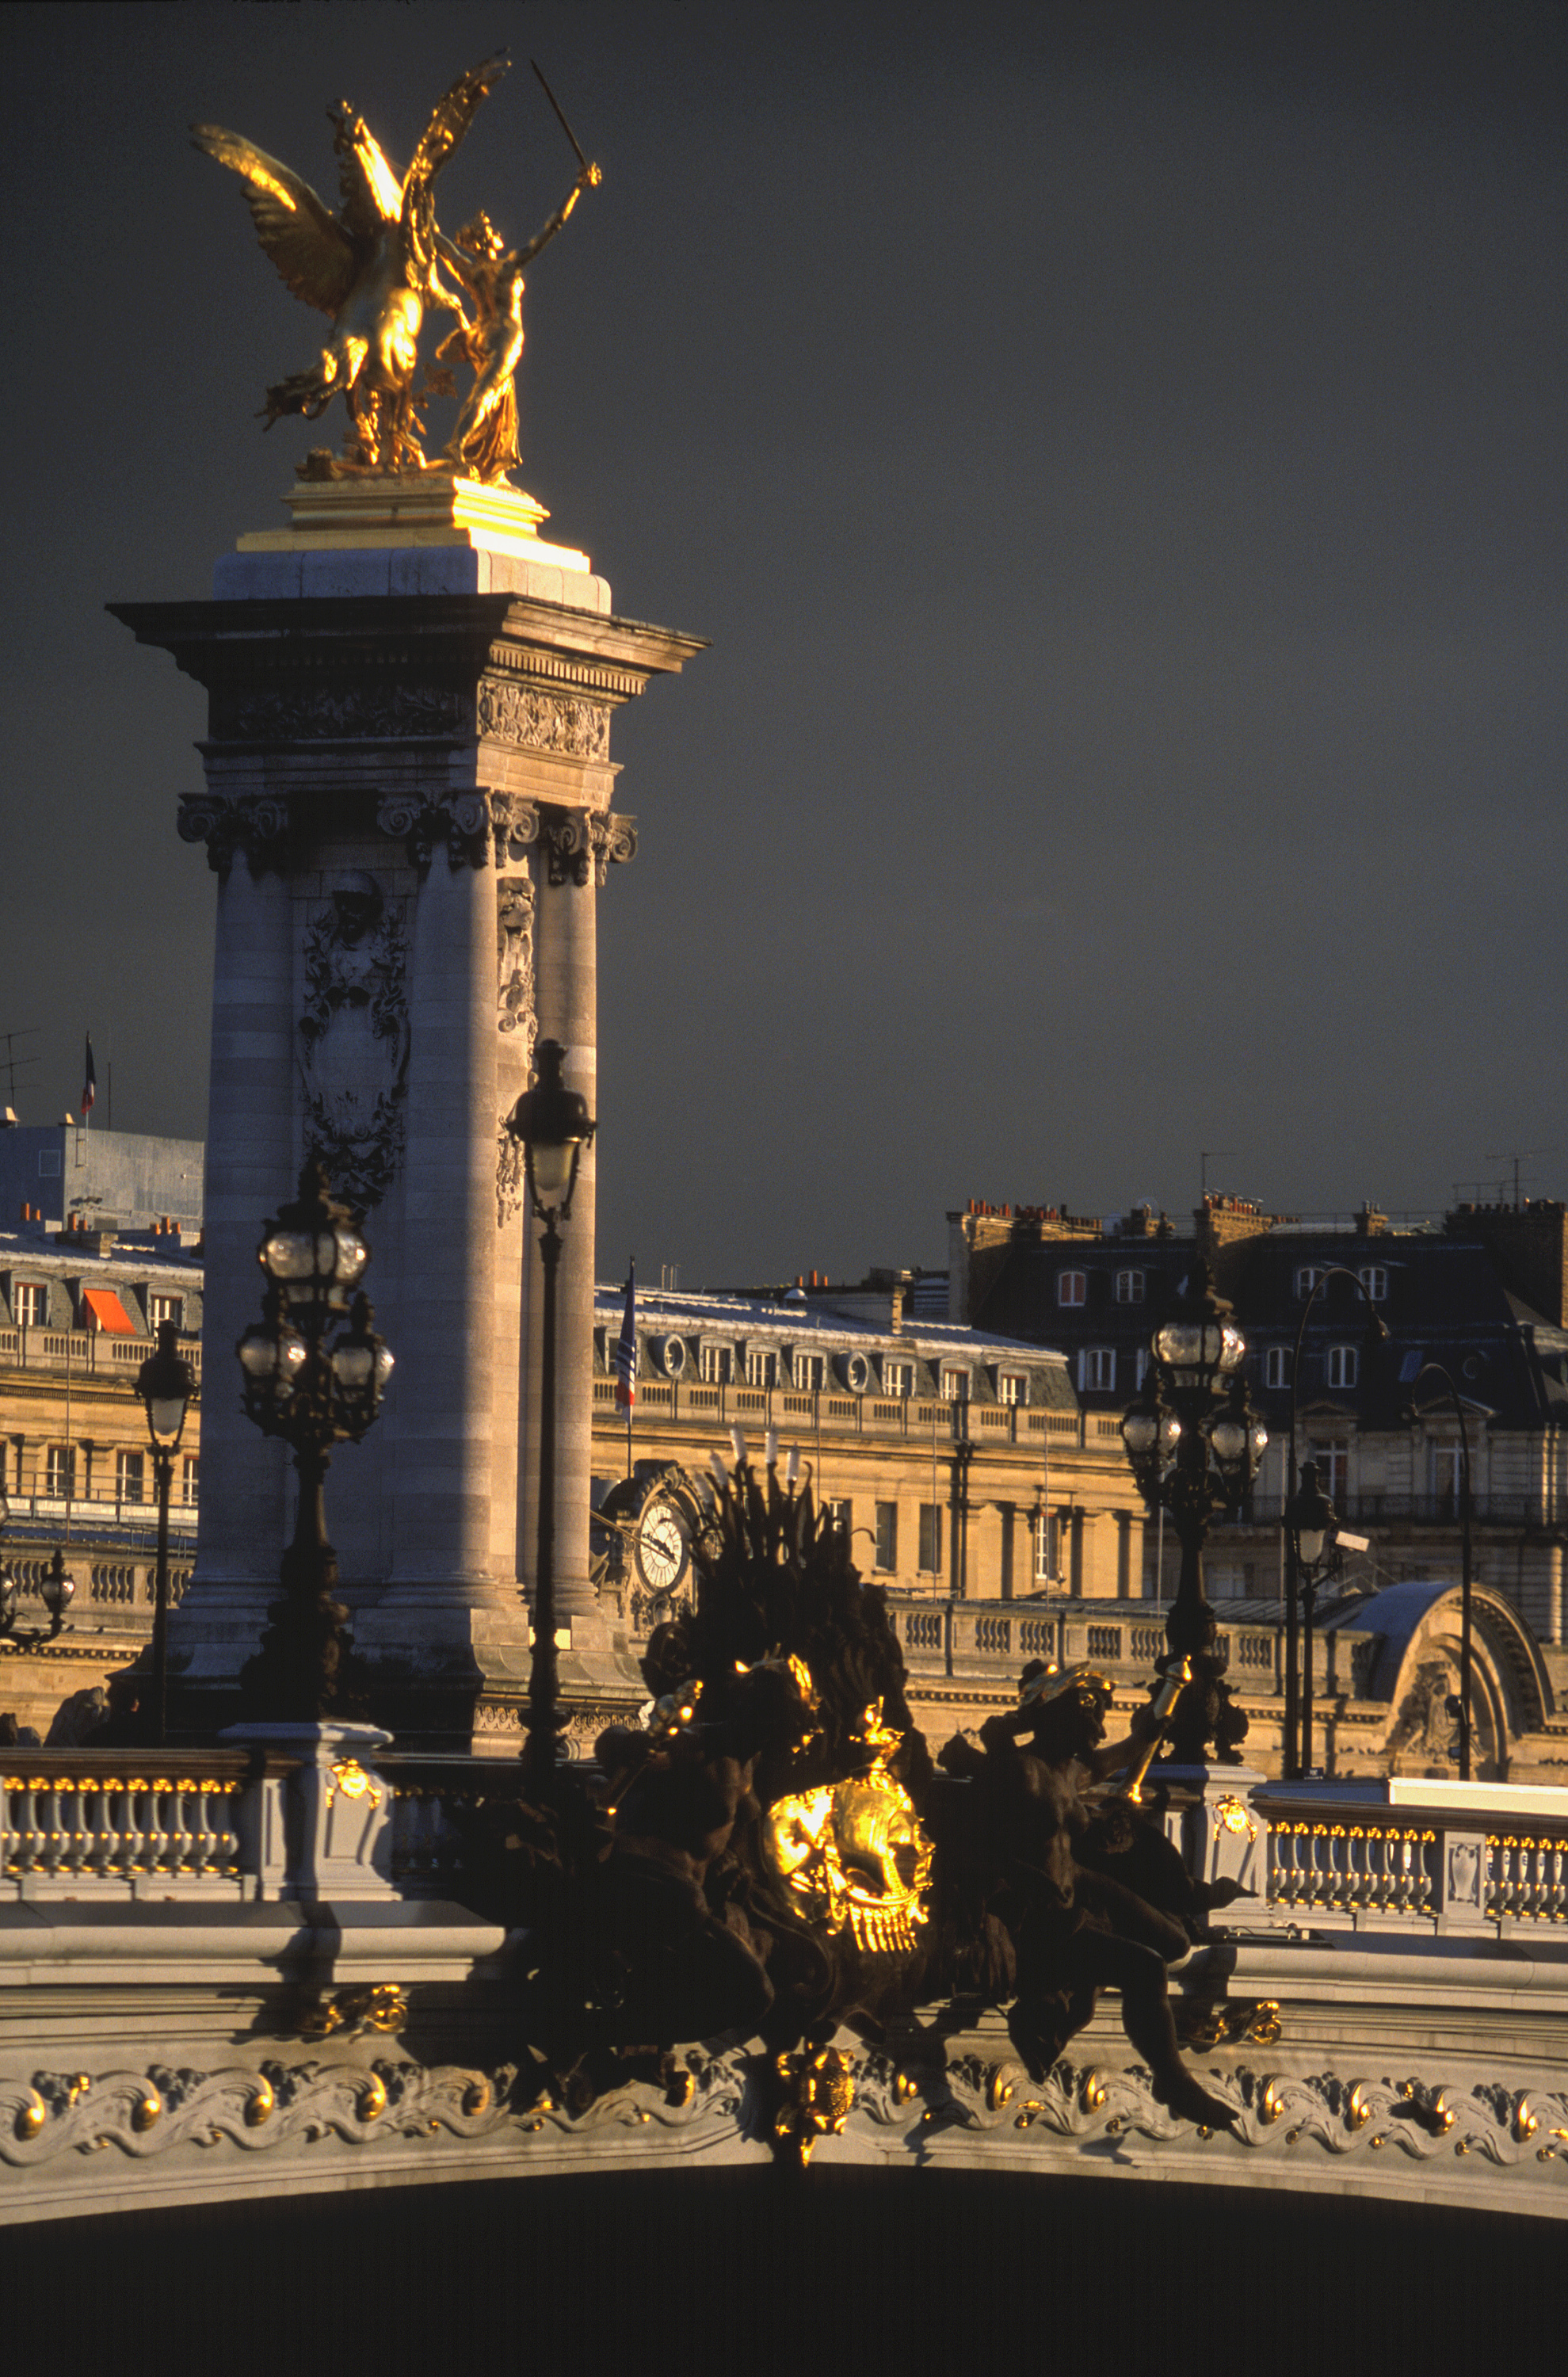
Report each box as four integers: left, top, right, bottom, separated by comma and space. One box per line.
193, 54, 598, 481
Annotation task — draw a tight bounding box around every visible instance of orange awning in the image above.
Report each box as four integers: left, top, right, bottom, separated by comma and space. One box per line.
82, 1288, 137, 1336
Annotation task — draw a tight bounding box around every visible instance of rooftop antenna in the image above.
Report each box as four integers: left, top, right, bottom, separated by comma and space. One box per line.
0, 1028, 40, 1109
1482, 1149, 1552, 1209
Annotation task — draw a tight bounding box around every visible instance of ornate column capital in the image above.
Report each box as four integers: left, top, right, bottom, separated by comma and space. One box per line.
177, 792, 293, 879
376, 792, 538, 872
539, 809, 638, 889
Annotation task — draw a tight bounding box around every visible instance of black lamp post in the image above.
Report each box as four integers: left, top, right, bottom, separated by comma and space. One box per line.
1409, 1361, 1475, 1782
135, 1318, 198, 1747
1284, 1458, 1337, 1777
1282, 1266, 1389, 1778
505, 1038, 596, 1789
1120, 1261, 1269, 1765
236, 1162, 392, 1722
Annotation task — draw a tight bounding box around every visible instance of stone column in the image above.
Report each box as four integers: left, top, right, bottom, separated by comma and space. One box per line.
170, 826, 293, 1704
521, 812, 630, 1626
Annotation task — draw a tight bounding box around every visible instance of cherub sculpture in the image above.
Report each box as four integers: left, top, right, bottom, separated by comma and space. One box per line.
193, 55, 509, 472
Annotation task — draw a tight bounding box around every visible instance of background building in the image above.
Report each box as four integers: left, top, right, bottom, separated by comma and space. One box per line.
0, 1215, 203, 1736
0, 1120, 204, 1235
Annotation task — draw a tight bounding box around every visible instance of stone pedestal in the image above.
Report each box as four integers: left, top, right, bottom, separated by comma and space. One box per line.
113, 474, 703, 1745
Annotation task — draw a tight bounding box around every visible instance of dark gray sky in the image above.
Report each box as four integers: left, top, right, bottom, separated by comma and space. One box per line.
2, 2, 1566, 1284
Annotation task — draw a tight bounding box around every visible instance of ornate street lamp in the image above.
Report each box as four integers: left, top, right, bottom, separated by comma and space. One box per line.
1281, 1266, 1389, 1777
236, 1162, 392, 1722
135, 1318, 199, 1746
0, 1550, 75, 1648
505, 1038, 596, 1788
1120, 1261, 1269, 1765
1408, 1362, 1475, 1782
1284, 1458, 1337, 1776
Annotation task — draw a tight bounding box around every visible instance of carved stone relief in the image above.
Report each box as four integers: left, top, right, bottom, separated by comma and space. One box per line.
494, 874, 535, 1228
478, 679, 612, 760
223, 684, 470, 742
298, 872, 410, 1212
540, 810, 638, 889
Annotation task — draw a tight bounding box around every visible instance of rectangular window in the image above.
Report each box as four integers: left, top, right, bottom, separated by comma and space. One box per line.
1310, 1443, 1349, 1501
1033, 1510, 1051, 1583
882, 1360, 913, 1398
874, 1501, 897, 1570
1114, 1270, 1145, 1304
940, 1368, 969, 1402
918, 1503, 943, 1574
36, 1150, 60, 1179
1057, 1271, 1087, 1307
1295, 1266, 1327, 1300
1430, 1444, 1463, 1513
116, 1449, 146, 1505
827, 1497, 852, 1538
1135, 1347, 1149, 1389
13, 1281, 45, 1328
1078, 1347, 1116, 1393
181, 1456, 200, 1507
998, 1372, 1026, 1406
744, 1349, 776, 1390
698, 1343, 733, 1384
44, 1444, 75, 1499
792, 1352, 825, 1392
1358, 1265, 1388, 1303
1326, 1344, 1359, 1390
147, 1292, 183, 1333
1265, 1346, 1291, 1391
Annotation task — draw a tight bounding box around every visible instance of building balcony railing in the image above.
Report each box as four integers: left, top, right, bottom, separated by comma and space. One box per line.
0, 1326, 202, 1379
4, 1494, 197, 1531
1230, 1491, 1558, 1531
591, 1379, 1109, 1451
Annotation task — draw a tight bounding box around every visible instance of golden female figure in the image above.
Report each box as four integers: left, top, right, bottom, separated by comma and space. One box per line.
436, 163, 599, 486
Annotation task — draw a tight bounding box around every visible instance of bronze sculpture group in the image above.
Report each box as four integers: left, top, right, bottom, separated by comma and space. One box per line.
193, 54, 599, 480
489, 1446, 1246, 2138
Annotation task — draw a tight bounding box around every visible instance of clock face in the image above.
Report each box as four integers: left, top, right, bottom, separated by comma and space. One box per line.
635, 1499, 689, 1593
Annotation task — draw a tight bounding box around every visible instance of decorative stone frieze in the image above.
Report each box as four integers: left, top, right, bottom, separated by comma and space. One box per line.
478, 678, 612, 760
219, 684, 471, 742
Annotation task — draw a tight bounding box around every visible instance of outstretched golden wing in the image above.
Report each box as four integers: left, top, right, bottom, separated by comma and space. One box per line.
192, 125, 357, 317
400, 52, 509, 284
404, 52, 510, 201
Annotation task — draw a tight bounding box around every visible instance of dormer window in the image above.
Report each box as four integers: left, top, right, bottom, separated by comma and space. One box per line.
998, 1371, 1028, 1406
940, 1368, 970, 1402
1358, 1265, 1388, 1303
1295, 1266, 1328, 1299
1113, 1270, 1145, 1304
1057, 1271, 1087, 1307
698, 1343, 734, 1383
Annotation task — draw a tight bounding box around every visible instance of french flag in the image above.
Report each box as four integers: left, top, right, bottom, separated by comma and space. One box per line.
614, 1262, 637, 1409
81, 1035, 96, 1116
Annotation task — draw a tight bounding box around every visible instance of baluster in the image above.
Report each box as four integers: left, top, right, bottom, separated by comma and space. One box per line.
117, 1781, 146, 1880
60, 1782, 87, 1879
1550, 1840, 1566, 1922
1497, 1835, 1518, 1921
1418, 1829, 1437, 1916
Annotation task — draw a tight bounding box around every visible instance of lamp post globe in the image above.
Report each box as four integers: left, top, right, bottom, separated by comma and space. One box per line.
505, 1038, 597, 1788
135, 1318, 198, 1747
1120, 1261, 1268, 1767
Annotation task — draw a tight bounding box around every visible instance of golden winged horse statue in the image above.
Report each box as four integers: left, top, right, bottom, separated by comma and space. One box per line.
193, 54, 509, 474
